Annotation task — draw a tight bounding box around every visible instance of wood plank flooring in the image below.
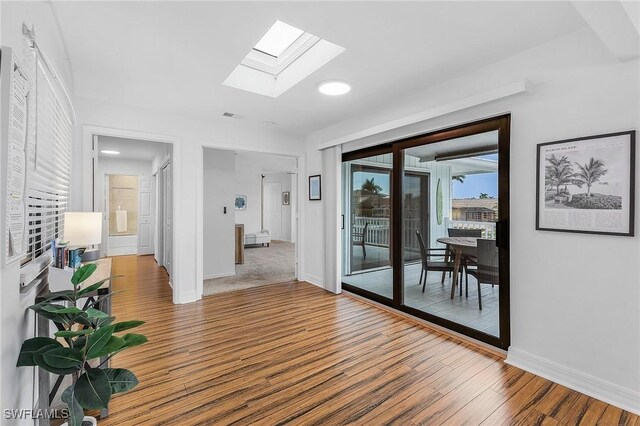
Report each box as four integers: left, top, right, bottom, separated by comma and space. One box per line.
97, 255, 637, 425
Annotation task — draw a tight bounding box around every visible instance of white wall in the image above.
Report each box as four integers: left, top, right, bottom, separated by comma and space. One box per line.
233, 151, 297, 240
203, 149, 236, 279
97, 157, 156, 256
303, 28, 640, 412
1, 1, 75, 421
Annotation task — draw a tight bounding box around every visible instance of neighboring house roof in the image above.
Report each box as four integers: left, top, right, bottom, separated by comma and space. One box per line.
452, 199, 498, 211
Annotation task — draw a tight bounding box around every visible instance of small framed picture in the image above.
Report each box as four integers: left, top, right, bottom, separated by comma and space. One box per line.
234, 195, 247, 211
309, 175, 321, 201
536, 130, 635, 236
282, 191, 290, 205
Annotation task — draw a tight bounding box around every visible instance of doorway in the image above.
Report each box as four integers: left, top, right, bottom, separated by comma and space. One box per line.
341, 115, 510, 349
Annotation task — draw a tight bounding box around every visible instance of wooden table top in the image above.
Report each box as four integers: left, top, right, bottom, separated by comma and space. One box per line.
437, 236, 480, 247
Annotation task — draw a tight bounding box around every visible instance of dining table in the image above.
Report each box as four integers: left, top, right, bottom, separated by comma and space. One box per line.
436, 236, 479, 299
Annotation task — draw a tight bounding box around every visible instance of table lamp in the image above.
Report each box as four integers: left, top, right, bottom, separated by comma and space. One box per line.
64, 212, 102, 262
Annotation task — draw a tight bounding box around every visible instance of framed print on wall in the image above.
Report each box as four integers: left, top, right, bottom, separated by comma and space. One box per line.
234, 195, 247, 211
309, 175, 321, 201
536, 130, 635, 236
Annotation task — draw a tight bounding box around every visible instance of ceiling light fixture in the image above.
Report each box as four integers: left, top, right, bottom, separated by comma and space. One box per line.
100, 150, 120, 155
318, 81, 351, 96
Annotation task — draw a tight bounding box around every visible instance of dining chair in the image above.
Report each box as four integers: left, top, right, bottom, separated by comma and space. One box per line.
353, 222, 368, 259
445, 228, 483, 296
465, 238, 499, 310
416, 231, 457, 293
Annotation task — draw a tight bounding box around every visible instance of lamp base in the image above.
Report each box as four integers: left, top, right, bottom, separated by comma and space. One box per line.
81, 248, 100, 262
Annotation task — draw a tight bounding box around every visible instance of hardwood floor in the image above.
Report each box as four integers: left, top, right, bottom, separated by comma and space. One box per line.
98, 255, 637, 425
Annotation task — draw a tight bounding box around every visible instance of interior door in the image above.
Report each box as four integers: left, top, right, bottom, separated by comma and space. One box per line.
138, 177, 154, 255
263, 182, 282, 240
162, 162, 172, 276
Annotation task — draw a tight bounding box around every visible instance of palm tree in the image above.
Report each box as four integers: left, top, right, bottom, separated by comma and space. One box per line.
361, 177, 383, 194
573, 157, 607, 197
452, 175, 465, 183
545, 154, 575, 195
479, 193, 490, 199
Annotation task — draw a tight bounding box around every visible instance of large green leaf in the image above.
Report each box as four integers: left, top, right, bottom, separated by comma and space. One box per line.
74, 368, 111, 409
104, 368, 139, 394
29, 304, 69, 325
71, 264, 97, 286
121, 333, 148, 349
77, 276, 120, 296
41, 305, 83, 315
61, 384, 84, 426
88, 336, 125, 359
33, 345, 80, 375
16, 337, 61, 367
54, 329, 93, 338
86, 307, 109, 319
86, 325, 114, 358
113, 320, 145, 333
40, 290, 75, 302
42, 347, 83, 369
72, 312, 93, 327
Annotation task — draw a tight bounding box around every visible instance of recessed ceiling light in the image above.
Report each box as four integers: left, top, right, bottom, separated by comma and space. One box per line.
254, 21, 304, 58
318, 81, 351, 96
100, 150, 120, 155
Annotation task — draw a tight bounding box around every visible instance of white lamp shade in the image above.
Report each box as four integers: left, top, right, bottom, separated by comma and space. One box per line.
64, 212, 102, 246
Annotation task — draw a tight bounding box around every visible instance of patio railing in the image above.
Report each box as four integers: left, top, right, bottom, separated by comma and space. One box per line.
353, 216, 497, 248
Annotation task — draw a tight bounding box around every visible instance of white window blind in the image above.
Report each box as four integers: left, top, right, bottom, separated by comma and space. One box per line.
20, 48, 73, 277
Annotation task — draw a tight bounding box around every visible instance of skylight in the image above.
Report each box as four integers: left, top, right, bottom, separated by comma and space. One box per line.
254, 21, 304, 58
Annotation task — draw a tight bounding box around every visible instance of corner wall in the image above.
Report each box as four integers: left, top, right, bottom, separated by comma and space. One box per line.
303, 28, 640, 412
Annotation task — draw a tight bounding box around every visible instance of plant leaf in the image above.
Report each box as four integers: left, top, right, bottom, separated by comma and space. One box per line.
104, 368, 139, 393
121, 333, 148, 349
86, 325, 114, 358
33, 345, 80, 375
40, 290, 75, 302
86, 307, 109, 319
74, 368, 111, 409
42, 347, 83, 369
77, 276, 120, 296
88, 336, 125, 359
17, 337, 61, 367
71, 264, 97, 286
29, 304, 70, 325
55, 329, 93, 338
72, 312, 93, 327
113, 320, 145, 333
41, 305, 83, 315
61, 384, 84, 426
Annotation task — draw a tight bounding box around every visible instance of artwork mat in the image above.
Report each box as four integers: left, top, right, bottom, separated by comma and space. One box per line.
535, 130, 635, 236
309, 175, 321, 201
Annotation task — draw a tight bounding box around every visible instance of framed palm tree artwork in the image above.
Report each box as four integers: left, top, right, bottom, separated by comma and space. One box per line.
536, 130, 635, 236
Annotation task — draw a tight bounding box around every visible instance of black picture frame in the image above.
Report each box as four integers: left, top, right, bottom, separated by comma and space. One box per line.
536, 130, 635, 236
309, 175, 321, 201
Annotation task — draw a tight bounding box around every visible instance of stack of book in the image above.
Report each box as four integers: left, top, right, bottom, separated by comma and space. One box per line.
51, 240, 82, 269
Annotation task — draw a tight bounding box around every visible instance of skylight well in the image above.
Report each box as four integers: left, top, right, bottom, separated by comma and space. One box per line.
223, 20, 345, 98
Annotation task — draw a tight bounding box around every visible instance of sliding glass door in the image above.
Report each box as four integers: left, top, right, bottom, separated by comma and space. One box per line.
341, 116, 510, 349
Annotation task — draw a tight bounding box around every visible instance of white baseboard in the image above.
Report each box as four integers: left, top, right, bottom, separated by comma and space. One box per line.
303, 274, 323, 288
203, 272, 236, 280
107, 246, 137, 256
506, 347, 640, 415
175, 290, 198, 304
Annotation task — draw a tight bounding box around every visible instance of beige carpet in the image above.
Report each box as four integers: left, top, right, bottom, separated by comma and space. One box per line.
203, 241, 295, 296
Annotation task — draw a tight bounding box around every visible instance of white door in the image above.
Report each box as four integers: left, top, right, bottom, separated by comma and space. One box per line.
138, 178, 154, 255
263, 182, 282, 240
162, 162, 172, 276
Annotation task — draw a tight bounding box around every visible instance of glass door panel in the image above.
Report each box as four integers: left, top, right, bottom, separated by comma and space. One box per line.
402, 133, 500, 337
341, 154, 393, 299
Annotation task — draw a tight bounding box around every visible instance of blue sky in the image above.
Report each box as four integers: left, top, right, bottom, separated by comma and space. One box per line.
452, 173, 498, 199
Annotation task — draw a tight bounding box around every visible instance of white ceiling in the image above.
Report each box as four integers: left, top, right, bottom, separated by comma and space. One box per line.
98, 136, 169, 161
53, 1, 587, 135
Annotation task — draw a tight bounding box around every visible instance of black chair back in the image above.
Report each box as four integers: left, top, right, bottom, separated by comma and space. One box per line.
477, 238, 499, 285
448, 228, 483, 238
416, 231, 428, 266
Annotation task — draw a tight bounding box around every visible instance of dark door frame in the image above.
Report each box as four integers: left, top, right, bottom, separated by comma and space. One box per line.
342, 114, 511, 350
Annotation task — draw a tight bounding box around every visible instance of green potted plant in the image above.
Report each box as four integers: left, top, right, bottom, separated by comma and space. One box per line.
16, 264, 147, 426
